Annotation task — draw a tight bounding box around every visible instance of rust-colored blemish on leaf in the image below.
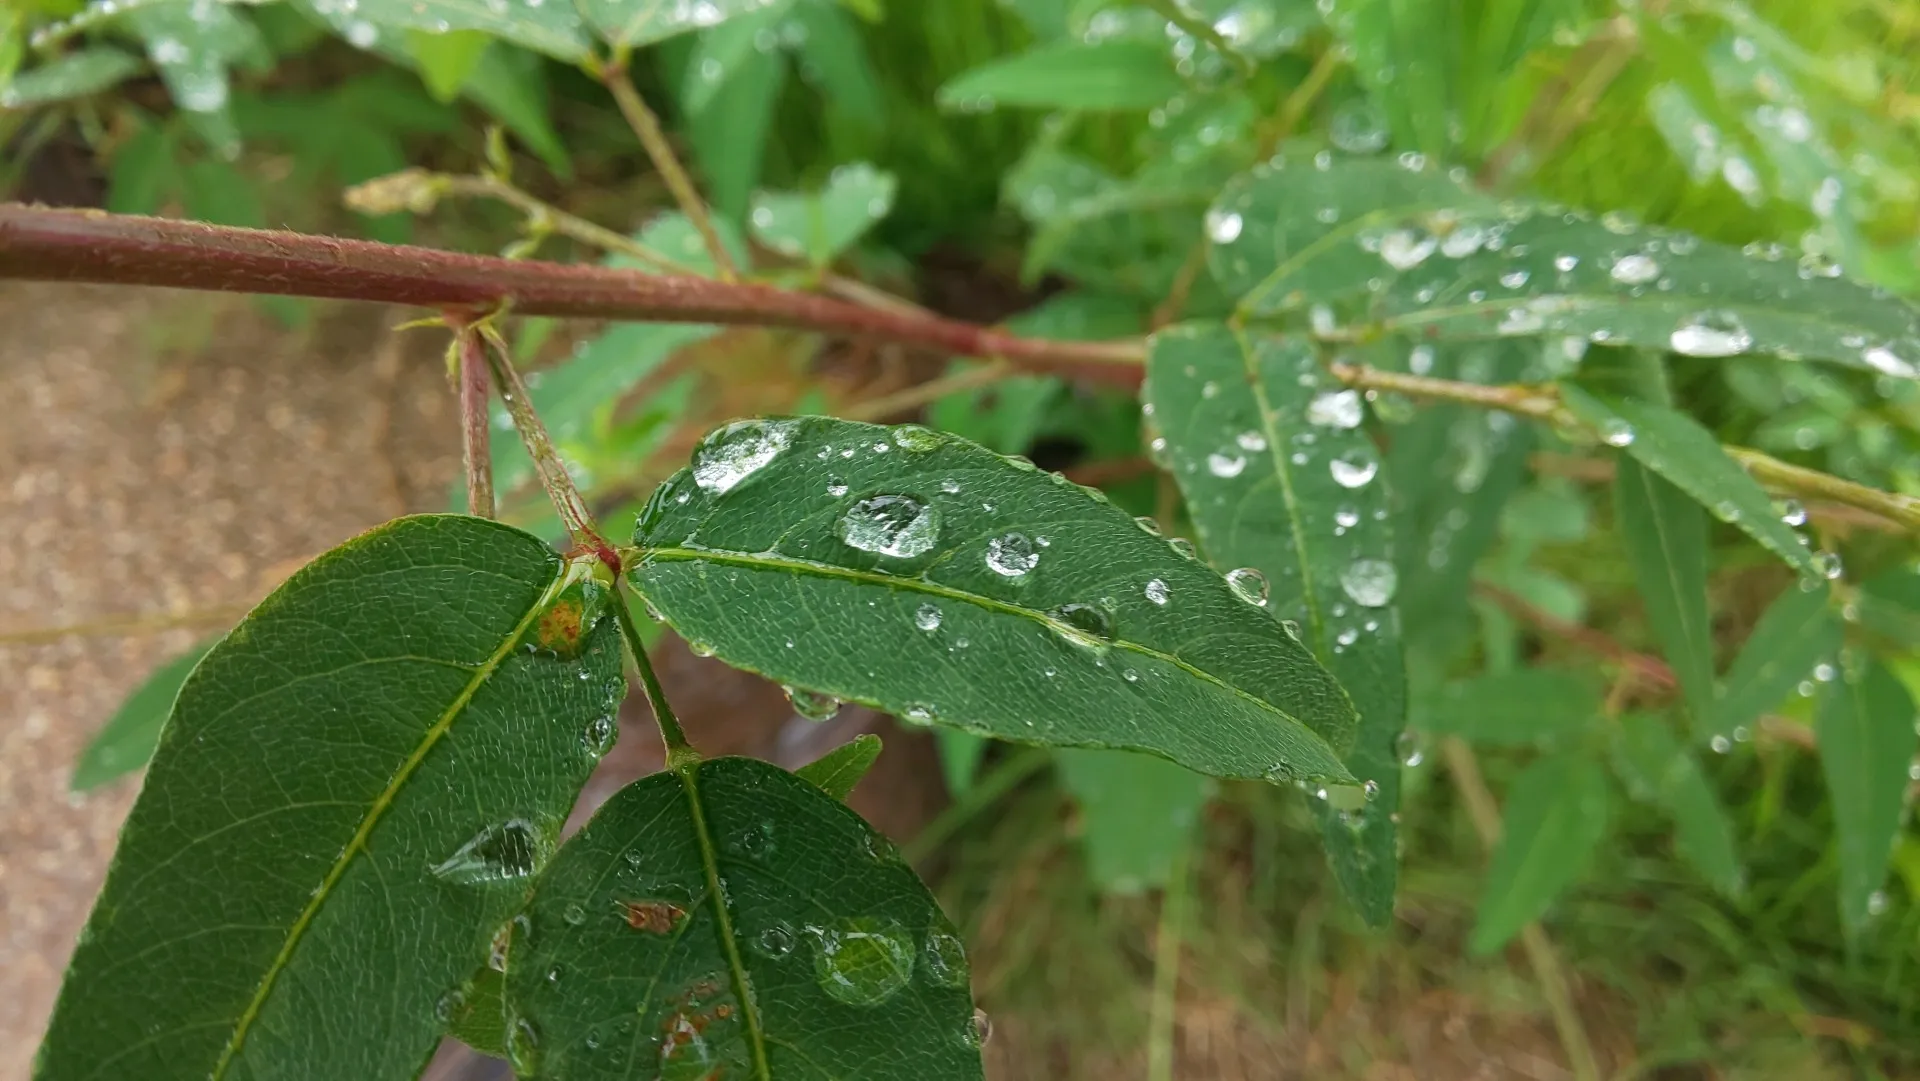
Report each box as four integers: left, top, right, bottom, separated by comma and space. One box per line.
535, 599, 584, 652
621, 899, 687, 934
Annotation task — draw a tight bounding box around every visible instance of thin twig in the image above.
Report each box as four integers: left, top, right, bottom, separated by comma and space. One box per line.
840, 362, 1013, 423
1441, 738, 1603, 1081
1146, 837, 1193, 1081
472, 319, 611, 562
598, 69, 740, 282
428, 173, 693, 274
455, 326, 495, 518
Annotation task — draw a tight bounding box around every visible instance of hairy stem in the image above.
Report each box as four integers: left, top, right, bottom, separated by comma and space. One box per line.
455, 326, 496, 518
612, 584, 695, 761
599, 70, 741, 282
474, 321, 611, 561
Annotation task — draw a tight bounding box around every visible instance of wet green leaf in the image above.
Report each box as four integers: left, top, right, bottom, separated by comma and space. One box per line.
36, 515, 626, 1081
1710, 582, 1839, 745
351, 0, 590, 61
70, 639, 217, 791
1562, 387, 1818, 577
679, 0, 792, 114
0, 45, 141, 107
1054, 748, 1208, 894
1611, 714, 1742, 897
795, 733, 884, 800
127, 0, 267, 157
578, 0, 776, 51
747, 162, 896, 267
1816, 656, 1918, 938
1143, 325, 1404, 925
1615, 458, 1715, 724
405, 27, 489, 101
630, 416, 1360, 786
461, 44, 572, 178
1471, 753, 1611, 954
501, 756, 982, 1079
1209, 153, 1920, 374
686, 47, 786, 221
937, 40, 1183, 111
1418, 668, 1599, 747
447, 966, 509, 1057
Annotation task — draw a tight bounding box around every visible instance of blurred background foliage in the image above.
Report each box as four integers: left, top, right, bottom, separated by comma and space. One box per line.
13, 0, 1920, 1076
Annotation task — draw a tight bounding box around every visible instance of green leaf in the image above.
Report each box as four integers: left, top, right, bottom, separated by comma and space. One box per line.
1471, 753, 1611, 954
107, 117, 181, 216
447, 966, 509, 1057
789, 0, 881, 127
1418, 668, 1599, 747
1858, 567, 1920, 646
350, 0, 590, 61
406, 27, 489, 101
461, 43, 572, 178
795, 733, 884, 800
1615, 457, 1715, 724
127, 0, 266, 157
1318, 0, 1453, 153
1611, 713, 1742, 897
70, 639, 217, 791
935, 729, 990, 795
937, 40, 1184, 112
500, 756, 983, 1079
1561, 387, 1818, 577
747, 162, 896, 267
630, 416, 1360, 786
578, 0, 777, 50
182, 156, 263, 227
0, 45, 141, 107
1054, 748, 1208, 894
686, 47, 787, 221
1710, 582, 1839, 745
679, 0, 792, 114
634, 210, 753, 275
1815, 656, 1918, 937
36, 515, 627, 1081
1209, 153, 1920, 374
1143, 324, 1403, 924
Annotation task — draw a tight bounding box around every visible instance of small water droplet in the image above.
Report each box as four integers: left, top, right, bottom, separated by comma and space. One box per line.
1868, 889, 1890, 917
1396, 731, 1424, 767
1339, 559, 1397, 607
1710, 734, 1732, 754
1144, 579, 1171, 606
1599, 418, 1636, 447
1813, 550, 1844, 580
1134, 515, 1163, 536
970, 1007, 994, 1048
755, 922, 797, 959
1207, 451, 1248, 477
431, 819, 546, 885
692, 419, 792, 493
582, 714, 616, 756
901, 702, 938, 727
914, 604, 943, 632
891, 424, 945, 451
921, 929, 968, 987
1279, 619, 1303, 642
1168, 537, 1198, 559
1049, 602, 1116, 642
1329, 451, 1379, 488
1307, 389, 1364, 429
986, 532, 1040, 578
1609, 253, 1661, 285
506, 1017, 541, 1076
1777, 498, 1808, 526
939, 478, 961, 495
827, 479, 849, 497
812, 918, 915, 1005
734, 820, 775, 859
1669, 310, 1752, 357
1363, 779, 1380, 801
838, 494, 940, 558
1206, 208, 1244, 244
784, 685, 842, 722
1225, 567, 1270, 606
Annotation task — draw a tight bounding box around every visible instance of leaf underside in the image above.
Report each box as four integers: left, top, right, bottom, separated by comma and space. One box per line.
630, 416, 1360, 786
36, 515, 625, 1081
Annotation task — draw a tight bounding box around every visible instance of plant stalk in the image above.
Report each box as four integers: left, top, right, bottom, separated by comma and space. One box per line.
598, 70, 741, 282
455, 326, 496, 518
611, 583, 695, 762
473, 321, 611, 562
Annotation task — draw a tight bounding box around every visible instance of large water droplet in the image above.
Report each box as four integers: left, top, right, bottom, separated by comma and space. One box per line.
1206, 208, 1244, 244
1225, 567, 1270, 606
1339, 558, 1397, 607
1307, 389, 1364, 429
812, 917, 915, 1006
1049, 602, 1116, 641
582, 714, 616, 756
914, 603, 943, 632
1378, 229, 1437, 270
921, 929, 969, 987
691, 419, 791, 493
891, 424, 945, 452
1669, 310, 1752, 357
784, 685, 842, 722
838, 494, 940, 558
1862, 343, 1919, 378
1599, 418, 1636, 447
986, 532, 1040, 577
506, 1017, 541, 1076
431, 819, 545, 884
1329, 451, 1379, 488
1144, 578, 1171, 606
1609, 253, 1661, 285
1207, 451, 1248, 477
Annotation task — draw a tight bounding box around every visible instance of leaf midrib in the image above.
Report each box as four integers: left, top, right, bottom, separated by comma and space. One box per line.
1232, 326, 1328, 651
635, 545, 1330, 738
1631, 464, 1713, 714
679, 763, 773, 1079
205, 558, 572, 1081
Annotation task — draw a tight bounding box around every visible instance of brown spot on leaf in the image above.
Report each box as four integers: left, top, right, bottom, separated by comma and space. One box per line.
535, 599, 584, 652
622, 899, 687, 934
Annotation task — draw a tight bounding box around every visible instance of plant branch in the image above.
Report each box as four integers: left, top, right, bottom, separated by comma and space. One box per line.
0, 205, 1143, 382
375, 171, 695, 274
0, 605, 248, 645
598, 69, 741, 282
612, 583, 695, 761
454, 326, 496, 518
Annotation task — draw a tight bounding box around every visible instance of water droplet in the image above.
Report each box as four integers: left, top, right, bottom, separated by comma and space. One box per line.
1279, 619, 1303, 643
1863, 343, 1919, 378
1813, 661, 1838, 683
734, 820, 775, 859
1134, 515, 1163, 536
922, 929, 968, 987
827, 479, 848, 497
784, 685, 842, 722
1500, 269, 1531, 289
1553, 254, 1579, 272
1363, 779, 1380, 801
1813, 550, 1844, 580
1168, 538, 1198, 560
1599, 418, 1636, 447
1207, 451, 1248, 477
891, 424, 945, 451
914, 604, 943, 632
692, 419, 792, 493
1868, 889, 1890, 917
582, 714, 616, 756
1669, 310, 1752, 357
1378, 229, 1437, 270
986, 532, 1040, 577
1609, 253, 1661, 285
812, 918, 916, 1005
1710, 734, 1732, 754
939, 478, 961, 495
1329, 451, 1379, 488
1396, 731, 1424, 767
687, 640, 716, 658
1334, 505, 1361, 529
431, 820, 546, 884
1307, 389, 1364, 429
1144, 578, 1171, 606
901, 702, 938, 727
434, 986, 466, 1022
755, 922, 797, 959
1225, 567, 1270, 606
1335, 627, 1360, 647
970, 1007, 994, 1048
1777, 498, 1808, 526
838, 494, 940, 558
1049, 602, 1116, 641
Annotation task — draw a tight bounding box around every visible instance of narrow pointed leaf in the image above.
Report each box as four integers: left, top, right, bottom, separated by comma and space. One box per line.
1471, 753, 1611, 954
747, 162, 896, 267
1611, 714, 1742, 897
578, 0, 777, 50
1209, 153, 1920, 374
70, 638, 217, 791
796, 733, 884, 800
1417, 668, 1599, 747
36, 515, 626, 1081
1054, 748, 1209, 894
1615, 457, 1715, 723
1815, 657, 1918, 938
1711, 582, 1839, 744
1144, 325, 1405, 925
351, 0, 591, 60
501, 756, 983, 1080
630, 417, 1359, 786
936, 41, 1183, 111
1562, 387, 1818, 577
1, 46, 142, 107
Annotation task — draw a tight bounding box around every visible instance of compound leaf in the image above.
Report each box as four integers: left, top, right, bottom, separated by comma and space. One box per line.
500, 756, 982, 1079
630, 417, 1360, 786
36, 515, 626, 1081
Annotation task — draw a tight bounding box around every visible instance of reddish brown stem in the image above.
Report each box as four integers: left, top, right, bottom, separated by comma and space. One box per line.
455, 325, 495, 518
0, 205, 1143, 383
